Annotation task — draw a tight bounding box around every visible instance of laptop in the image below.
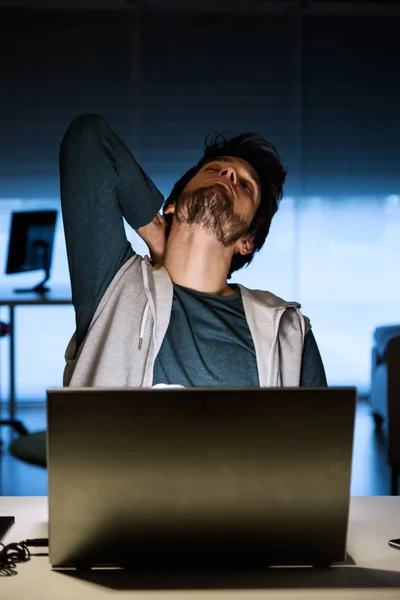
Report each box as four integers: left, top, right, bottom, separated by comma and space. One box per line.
46, 387, 356, 569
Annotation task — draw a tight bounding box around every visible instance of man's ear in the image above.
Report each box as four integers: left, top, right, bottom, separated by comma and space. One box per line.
234, 236, 255, 257
163, 201, 176, 216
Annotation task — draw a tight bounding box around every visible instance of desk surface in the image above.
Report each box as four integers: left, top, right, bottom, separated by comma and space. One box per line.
0, 287, 72, 305
2, 496, 400, 599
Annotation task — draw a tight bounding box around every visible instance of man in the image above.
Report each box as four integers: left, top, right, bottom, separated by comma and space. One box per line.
60, 114, 326, 388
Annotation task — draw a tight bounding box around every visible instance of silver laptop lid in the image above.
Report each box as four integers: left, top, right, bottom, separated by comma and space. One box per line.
47, 387, 356, 568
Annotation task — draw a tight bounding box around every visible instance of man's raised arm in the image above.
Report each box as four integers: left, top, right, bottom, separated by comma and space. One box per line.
59, 114, 164, 348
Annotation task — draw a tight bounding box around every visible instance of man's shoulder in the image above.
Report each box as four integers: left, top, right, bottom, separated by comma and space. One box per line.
236, 283, 311, 335
236, 283, 301, 310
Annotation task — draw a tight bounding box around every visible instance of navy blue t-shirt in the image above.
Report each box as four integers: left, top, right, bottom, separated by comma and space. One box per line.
153, 283, 327, 387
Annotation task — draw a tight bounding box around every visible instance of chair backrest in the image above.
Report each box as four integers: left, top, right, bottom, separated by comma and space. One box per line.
0, 322, 10, 337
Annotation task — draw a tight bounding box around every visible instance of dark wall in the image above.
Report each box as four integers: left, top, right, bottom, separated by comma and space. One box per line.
0, 8, 131, 197
304, 16, 400, 197
138, 13, 300, 196
0, 8, 398, 200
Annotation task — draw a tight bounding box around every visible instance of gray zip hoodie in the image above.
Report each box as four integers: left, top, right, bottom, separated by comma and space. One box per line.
64, 254, 310, 388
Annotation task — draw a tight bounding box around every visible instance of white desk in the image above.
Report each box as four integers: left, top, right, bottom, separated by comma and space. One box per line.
2, 496, 400, 599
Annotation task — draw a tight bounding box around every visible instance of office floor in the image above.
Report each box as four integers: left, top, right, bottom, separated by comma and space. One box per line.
0, 398, 393, 496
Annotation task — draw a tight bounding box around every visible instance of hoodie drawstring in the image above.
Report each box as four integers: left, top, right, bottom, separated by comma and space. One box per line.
138, 302, 150, 350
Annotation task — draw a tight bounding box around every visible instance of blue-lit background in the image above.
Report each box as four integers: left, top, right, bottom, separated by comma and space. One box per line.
0, 8, 399, 401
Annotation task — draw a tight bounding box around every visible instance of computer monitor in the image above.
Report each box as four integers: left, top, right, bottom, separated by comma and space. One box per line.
5, 210, 58, 294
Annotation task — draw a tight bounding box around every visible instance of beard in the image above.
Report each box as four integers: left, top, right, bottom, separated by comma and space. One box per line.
174, 184, 250, 247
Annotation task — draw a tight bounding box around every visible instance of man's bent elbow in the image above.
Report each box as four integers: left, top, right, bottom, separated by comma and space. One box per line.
60, 113, 106, 149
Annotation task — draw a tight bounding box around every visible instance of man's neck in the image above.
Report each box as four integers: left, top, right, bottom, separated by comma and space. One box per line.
162, 225, 236, 297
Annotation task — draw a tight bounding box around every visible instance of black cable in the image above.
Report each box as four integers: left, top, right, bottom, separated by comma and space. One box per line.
0, 538, 48, 577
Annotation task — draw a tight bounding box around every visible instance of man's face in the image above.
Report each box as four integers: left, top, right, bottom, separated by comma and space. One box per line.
167, 156, 261, 249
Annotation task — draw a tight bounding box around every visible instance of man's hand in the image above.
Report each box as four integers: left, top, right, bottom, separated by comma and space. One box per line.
136, 212, 169, 266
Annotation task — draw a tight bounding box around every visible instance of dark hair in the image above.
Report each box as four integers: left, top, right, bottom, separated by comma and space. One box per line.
163, 132, 287, 278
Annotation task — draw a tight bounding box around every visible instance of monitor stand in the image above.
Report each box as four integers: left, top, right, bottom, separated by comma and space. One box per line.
14, 270, 50, 295
13, 240, 51, 295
